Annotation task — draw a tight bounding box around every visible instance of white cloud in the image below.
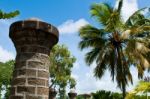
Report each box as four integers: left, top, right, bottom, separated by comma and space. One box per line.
115, 0, 138, 21
0, 46, 15, 62
75, 67, 120, 94
0, 19, 17, 63
73, 63, 140, 94
73, 62, 80, 70
58, 18, 89, 34
122, 0, 138, 21
71, 73, 79, 81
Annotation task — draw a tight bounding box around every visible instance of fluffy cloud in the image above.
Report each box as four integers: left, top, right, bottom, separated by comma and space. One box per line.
0, 46, 15, 62
73, 63, 140, 94
121, 0, 138, 21
73, 62, 80, 70
0, 19, 16, 63
58, 19, 89, 34
115, 0, 138, 21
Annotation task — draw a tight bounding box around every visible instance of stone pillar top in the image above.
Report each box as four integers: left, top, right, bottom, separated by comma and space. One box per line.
82, 94, 91, 98
9, 18, 59, 45
9, 19, 59, 99
68, 91, 77, 98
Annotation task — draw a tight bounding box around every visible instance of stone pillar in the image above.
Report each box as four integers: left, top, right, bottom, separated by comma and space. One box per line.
49, 88, 57, 99
9, 19, 59, 99
68, 92, 77, 99
82, 94, 91, 99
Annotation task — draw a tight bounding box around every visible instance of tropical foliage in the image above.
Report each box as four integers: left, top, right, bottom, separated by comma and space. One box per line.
92, 90, 123, 99
79, 0, 150, 98
49, 44, 76, 99
0, 9, 19, 99
126, 79, 150, 99
0, 60, 14, 99
0, 10, 19, 19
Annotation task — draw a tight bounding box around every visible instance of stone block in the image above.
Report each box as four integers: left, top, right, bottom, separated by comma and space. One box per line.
28, 78, 46, 86
12, 78, 26, 85
37, 87, 49, 95
10, 95, 23, 99
26, 69, 37, 77
26, 95, 44, 99
17, 86, 35, 94
27, 60, 44, 69
38, 70, 49, 78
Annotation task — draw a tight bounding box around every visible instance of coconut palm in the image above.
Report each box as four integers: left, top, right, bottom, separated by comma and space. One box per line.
126, 80, 150, 99
79, 1, 150, 98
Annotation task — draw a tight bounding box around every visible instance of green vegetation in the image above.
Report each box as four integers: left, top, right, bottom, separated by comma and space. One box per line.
0, 10, 19, 19
126, 79, 150, 99
92, 90, 123, 99
0, 1, 150, 99
0, 9, 19, 99
77, 90, 149, 99
0, 60, 14, 99
49, 44, 76, 99
79, 0, 150, 98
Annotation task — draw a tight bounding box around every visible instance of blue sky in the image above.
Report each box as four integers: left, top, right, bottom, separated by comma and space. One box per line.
0, 0, 150, 94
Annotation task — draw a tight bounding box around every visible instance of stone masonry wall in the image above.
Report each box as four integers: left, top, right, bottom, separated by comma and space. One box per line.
9, 19, 59, 99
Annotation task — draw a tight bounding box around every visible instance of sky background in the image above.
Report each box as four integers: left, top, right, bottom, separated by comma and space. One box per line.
0, 0, 150, 94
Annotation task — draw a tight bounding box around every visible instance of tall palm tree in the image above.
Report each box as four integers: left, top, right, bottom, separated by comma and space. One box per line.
126, 80, 150, 99
79, 1, 150, 98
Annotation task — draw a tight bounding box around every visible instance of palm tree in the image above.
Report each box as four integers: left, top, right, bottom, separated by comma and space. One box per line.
79, 1, 150, 98
126, 80, 150, 99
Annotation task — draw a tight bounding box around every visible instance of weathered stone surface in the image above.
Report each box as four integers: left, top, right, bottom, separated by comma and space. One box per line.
9, 19, 59, 99
10, 96, 23, 99
27, 60, 45, 69
44, 96, 49, 99
49, 88, 57, 99
26, 95, 44, 99
28, 78, 46, 86
10, 87, 16, 95
37, 87, 49, 95
38, 70, 49, 78
45, 80, 49, 86
26, 69, 37, 77
18, 69, 26, 76
14, 61, 26, 69
68, 92, 77, 99
17, 86, 35, 94
12, 78, 26, 85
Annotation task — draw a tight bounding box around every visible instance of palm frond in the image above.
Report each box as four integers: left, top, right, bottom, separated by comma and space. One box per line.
85, 47, 101, 65
117, 0, 123, 13
79, 37, 106, 50
79, 25, 107, 50
79, 25, 106, 38
94, 56, 107, 79
108, 48, 116, 81
90, 3, 113, 26
125, 7, 149, 26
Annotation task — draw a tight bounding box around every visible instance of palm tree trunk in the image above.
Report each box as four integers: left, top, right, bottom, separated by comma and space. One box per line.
122, 82, 126, 99
117, 47, 126, 99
